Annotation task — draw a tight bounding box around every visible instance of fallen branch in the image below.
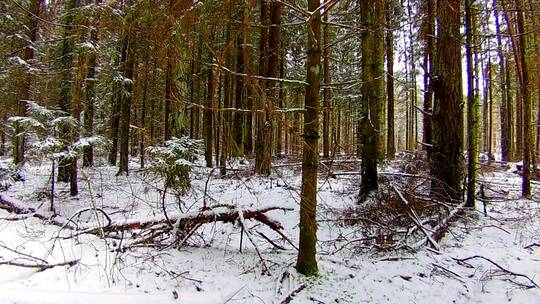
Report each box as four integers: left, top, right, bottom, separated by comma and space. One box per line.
432, 263, 465, 283
238, 211, 270, 275
392, 185, 440, 250
279, 283, 307, 304
453, 255, 539, 289
524, 243, 540, 250
0, 259, 79, 271
1, 193, 295, 250
0, 194, 36, 215
410, 201, 466, 250
90, 205, 293, 234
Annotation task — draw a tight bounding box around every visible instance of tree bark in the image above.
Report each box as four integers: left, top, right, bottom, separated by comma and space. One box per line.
58, 0, 80, 183
117, 35, 135, 176
14, 0, 41, 165
431, 0, 464, 201
514, 0, 532, 196
296, 0, 321, 277
255, 0, 272, 175
386, 1, 395, 160
494, 0, 511, 162
359, 0, 385, 202
422, 0, 435, 155
322, 10, 332, 159
465, 0, 480, 207
83, 28, 98, 167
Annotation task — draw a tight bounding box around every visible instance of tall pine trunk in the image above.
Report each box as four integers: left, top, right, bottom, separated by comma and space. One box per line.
386, 1, 395, 159
322, 10, 332, 159
14, 0, 41, 165
117, 35, 135, 176
83, 28, 98, 167
359, 0, 385, 202
58, 0, 80, 183
431, 0, 464, 201
422, 0, 435, 154
297, 0, 321, 277
465, 0, 480, 207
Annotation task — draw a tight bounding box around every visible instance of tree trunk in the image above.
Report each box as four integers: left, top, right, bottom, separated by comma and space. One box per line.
14, 0, 41, 165
422, 0, 435, 155
487, 59, 494, 161
164, 50, 174, 141
465, 0, 479, 207
494, 0, 510, 162
505, 54, 515, 161
117, 36, 135, 176
359, 0, 385, 202
386, 1, 395, 159
58, 0, 80, 183
204, 61, 215, 168
233, 32, 245, 156
83, 28, 98, 167
255, 0, 272, 175
296, 0, 321, 277
322, 10, 332, 159
514, 0, 532, 196
431, 0, 464, 201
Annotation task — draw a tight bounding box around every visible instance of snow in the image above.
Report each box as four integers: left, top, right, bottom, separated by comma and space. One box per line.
0, 157, 539, 303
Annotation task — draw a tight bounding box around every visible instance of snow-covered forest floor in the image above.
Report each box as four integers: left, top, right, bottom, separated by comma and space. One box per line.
0, 155, 539, 303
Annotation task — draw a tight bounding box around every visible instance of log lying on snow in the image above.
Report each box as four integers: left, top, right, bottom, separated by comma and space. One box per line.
0, 193, 293, 241
0, 194, 36, 214
87, 205, 293, 234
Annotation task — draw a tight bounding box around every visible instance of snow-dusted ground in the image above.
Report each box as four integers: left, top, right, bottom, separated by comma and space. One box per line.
0, 157, 539, 303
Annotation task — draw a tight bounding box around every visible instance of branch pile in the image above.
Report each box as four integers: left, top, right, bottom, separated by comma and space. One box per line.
328, 163, 466, 252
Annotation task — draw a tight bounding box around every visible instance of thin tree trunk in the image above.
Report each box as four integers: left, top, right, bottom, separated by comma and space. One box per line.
117, 36, 135, 176
386, 1, 395, 159
465, 0, 479, 207
488, 58, 494, 161
164, 51, 174, 141
322, 10, 332, 159
14, 0, 41, 165
494, 0, 510, 162
422, 0, 434, 155
58, 0, 80, 183
255, 0, 272, 175
297, 0, 321, 277
233, 32, 245, 156
83, 28, 98, 167
505, 54, 515, 161
514, 0, 532, 196
204, 59, 214, 168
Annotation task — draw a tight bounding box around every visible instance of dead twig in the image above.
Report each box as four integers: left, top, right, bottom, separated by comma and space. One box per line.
237, 210, 270, 275
452, 255, 539, 289
279, 283, 307, 304
0, 259, 79, 271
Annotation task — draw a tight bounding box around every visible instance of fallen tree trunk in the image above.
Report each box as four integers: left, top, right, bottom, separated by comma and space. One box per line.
85, 205, 293, 234
0, 193, 294, 246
